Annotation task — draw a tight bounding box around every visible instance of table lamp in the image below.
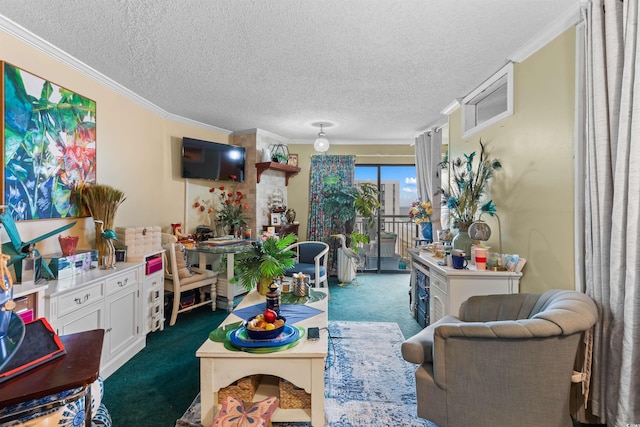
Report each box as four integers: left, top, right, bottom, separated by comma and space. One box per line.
469, 213, 506, 271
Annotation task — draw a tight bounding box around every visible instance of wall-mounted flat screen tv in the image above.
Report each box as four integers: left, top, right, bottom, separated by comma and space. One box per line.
181, 137, 245, 182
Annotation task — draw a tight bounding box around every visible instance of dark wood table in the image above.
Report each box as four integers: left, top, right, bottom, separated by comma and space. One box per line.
0, 328, 104, 427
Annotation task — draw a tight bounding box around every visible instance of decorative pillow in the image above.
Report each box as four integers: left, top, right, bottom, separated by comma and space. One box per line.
212, 396, 279, 427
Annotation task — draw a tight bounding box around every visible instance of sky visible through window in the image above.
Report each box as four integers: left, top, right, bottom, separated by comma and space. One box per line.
355, 165, 417, 215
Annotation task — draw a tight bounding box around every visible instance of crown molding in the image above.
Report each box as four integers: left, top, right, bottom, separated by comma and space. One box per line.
0, 13, 232, 135
508, 4, 583, 63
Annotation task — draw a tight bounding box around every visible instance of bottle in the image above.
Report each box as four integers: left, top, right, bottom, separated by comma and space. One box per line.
265, 281, 281, 313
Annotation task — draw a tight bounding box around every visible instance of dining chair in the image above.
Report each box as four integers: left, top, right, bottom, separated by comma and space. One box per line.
162, 235, 218, 326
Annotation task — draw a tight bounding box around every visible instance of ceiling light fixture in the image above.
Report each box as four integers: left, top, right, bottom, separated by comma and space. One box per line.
314, 123, 330, 153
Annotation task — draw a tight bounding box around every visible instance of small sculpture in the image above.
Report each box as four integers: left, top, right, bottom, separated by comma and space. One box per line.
94, 220, 117, 269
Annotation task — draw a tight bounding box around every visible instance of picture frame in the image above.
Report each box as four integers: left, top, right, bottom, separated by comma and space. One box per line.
270, 213, 281, 226
287, 154, 298, 167
2, 62, 97, 221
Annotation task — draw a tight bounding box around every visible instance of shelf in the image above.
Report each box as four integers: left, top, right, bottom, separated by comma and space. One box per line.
255, 162, 300, 186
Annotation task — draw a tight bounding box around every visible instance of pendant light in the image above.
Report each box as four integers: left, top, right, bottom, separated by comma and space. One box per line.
314, 123, 330, 153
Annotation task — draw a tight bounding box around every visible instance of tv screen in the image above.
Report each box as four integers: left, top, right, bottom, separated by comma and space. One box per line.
181, 137, 245, 182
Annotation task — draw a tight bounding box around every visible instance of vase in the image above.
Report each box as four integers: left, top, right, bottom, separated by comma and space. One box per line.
259, 276, 273, 296
420, 222, 433, 241
452, 230, 476, 260
285, 208, 296, 224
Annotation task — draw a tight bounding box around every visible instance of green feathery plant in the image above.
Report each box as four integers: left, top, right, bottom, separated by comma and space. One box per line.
232, 233, 297, 291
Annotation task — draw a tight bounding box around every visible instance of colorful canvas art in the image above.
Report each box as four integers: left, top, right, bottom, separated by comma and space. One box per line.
2, 62, 96, 220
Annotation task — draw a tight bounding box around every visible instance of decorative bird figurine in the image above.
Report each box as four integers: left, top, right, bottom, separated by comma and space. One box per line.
0, 211, 76, 281
94, 220, 117, 269
331, 234, 362, 286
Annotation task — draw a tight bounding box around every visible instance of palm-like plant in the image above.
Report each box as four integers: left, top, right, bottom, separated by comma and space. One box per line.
233, 233, 297, 291
438, 140, 502, 230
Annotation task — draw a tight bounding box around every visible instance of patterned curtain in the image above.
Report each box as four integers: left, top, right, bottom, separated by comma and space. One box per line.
307, 154, 355, 274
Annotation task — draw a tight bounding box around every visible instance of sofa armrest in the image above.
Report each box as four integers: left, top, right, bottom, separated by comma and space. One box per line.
401, 315, 462, 364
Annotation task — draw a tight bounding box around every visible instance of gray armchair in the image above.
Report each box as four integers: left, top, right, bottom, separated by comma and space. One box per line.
401, 290, 598, 427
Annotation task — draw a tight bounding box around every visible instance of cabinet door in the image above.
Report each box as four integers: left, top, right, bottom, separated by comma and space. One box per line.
55, 302, 105, 336
104, 285, 140, 361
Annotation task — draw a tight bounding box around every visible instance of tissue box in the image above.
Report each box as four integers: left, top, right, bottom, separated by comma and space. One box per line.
45, 249, 97, 279
115, 226, 161, 258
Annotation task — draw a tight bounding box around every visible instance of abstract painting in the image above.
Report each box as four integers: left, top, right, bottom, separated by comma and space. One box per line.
2, 62, 96, 220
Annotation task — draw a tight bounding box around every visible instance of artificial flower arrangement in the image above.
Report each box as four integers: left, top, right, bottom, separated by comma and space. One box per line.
438, 140, 502, 230
193, 186, 249, 232
408, 200, 433, 224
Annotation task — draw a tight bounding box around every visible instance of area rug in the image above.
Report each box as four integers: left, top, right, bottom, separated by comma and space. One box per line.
176, 321, 438, 427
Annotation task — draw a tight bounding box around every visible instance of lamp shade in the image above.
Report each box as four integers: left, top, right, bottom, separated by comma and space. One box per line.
314, 137, 330, 152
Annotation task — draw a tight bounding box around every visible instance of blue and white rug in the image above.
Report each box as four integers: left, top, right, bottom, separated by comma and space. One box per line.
177, 321, 438, 427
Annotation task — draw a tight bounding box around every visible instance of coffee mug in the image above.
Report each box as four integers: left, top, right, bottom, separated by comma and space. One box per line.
451, 254, 468, 269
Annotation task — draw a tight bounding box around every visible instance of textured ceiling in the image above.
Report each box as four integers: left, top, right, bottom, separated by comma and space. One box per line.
0, 0, 578, 144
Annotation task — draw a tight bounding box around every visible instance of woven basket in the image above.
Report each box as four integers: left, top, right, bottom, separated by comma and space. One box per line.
218, 375, 263, 403
279, 379, 311, 409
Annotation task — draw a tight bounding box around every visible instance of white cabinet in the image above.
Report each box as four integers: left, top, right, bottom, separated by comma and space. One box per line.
44, 263, 146, 379
142, 269, 164, 334
409, 248, 522, 324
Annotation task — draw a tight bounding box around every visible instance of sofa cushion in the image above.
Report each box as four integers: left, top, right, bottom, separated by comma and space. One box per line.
298, 243, 326, 264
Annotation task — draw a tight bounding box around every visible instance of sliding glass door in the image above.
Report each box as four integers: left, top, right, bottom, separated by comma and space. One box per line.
355, 164, 416, 273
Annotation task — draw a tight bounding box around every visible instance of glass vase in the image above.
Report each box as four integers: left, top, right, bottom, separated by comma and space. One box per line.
452, 230, 475, 260
420, 222, 433, 241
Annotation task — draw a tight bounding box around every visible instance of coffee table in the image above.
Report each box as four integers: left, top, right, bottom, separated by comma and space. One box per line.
196, 288, 328, 426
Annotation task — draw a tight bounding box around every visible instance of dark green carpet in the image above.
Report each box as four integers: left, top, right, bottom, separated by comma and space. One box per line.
103, 273, 417, 427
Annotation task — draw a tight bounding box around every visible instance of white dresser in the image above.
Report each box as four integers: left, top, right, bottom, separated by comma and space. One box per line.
43, 259, 163, 379
408, 248, 522, 326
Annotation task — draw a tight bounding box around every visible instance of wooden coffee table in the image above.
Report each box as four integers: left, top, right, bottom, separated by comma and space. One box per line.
196, 289, 328, 426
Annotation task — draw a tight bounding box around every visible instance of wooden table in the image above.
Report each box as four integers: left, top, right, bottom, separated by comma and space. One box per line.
197, 289, 328, 426
0, 329, 104, 427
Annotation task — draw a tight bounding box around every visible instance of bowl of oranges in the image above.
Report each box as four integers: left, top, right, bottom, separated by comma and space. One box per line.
244, 309, 286, 340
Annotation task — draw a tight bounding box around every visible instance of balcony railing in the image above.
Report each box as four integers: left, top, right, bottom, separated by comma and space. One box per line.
353, 214, 425, 272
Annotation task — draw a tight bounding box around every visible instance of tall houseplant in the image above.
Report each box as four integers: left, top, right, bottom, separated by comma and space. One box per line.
233, 233, 297, 294
323, 181, 380, 245
438, 141, 501, 255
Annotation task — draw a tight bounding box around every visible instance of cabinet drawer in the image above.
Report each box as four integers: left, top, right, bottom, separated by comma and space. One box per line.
106, 270, 139, 294
431, 271, 448, 294
58, 283, 104, 317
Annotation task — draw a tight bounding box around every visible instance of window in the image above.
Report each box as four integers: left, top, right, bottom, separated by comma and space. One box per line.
462, 62, 514, 138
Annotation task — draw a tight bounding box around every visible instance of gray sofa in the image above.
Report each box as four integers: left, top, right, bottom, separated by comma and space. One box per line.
401, 290, 598, 427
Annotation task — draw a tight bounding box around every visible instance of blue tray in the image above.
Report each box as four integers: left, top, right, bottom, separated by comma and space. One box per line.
228, 324, 300, 349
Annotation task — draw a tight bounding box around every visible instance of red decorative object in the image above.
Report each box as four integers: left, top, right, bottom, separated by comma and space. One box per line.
58, 235, 79, 256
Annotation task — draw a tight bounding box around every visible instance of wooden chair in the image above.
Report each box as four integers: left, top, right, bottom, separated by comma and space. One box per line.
163, 235, 218, 326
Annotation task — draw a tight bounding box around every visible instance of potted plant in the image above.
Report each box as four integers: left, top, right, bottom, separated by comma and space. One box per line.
233, 232, 297, 294
437, 140, 502, 256
323, 181, 380, 244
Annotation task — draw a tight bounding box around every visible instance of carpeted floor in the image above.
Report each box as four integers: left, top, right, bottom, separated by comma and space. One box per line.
176, 321, 437, 427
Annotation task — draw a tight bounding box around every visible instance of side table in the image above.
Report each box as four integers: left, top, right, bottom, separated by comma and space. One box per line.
0, 329, 104, 427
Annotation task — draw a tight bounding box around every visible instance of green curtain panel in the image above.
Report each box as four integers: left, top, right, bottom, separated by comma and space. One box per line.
307, 155, 355, 274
